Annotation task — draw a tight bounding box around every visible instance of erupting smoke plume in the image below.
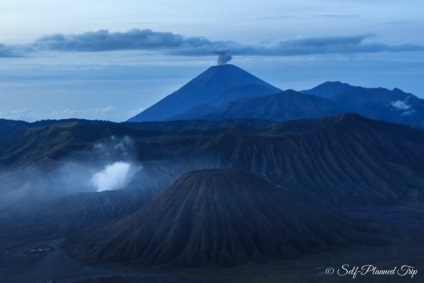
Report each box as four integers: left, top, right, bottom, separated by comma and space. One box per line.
215, 51, 232, 65
90, 161, 135, 192
87, 136, 141, 192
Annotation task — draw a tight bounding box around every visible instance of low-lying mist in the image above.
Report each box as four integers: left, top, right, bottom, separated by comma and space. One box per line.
0, 133, 221, 218
0, 136, 142, 208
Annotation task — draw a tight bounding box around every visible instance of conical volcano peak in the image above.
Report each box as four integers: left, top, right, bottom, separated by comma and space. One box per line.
197, 64, 267, 84
190, 64, 258, 84
70, 169, 380, 267
203, 64, 242, 75
127, 64, 281, 122
205, 63, 245, 72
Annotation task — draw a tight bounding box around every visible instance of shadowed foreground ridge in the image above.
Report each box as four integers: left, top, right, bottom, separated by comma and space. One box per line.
70, 169, 380, 267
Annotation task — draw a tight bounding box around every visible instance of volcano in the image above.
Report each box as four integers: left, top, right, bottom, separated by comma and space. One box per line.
127, 64, 281, 122
69, 169, 379, 267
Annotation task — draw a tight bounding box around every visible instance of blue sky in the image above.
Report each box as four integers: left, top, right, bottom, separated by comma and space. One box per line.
0, 0, 423, 121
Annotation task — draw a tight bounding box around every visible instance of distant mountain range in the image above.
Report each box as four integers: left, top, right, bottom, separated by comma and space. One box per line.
302, 81, 424, 128
128, 64, 424, 128
2, 114, 423, 206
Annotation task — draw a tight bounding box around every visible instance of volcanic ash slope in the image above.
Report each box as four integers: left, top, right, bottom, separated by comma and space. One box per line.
70, 169, 381, 267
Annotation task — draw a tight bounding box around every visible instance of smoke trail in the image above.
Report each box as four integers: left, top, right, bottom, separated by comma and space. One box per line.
215, 51, 232, 65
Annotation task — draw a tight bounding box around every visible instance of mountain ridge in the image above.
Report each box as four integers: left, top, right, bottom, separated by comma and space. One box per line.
176, 89, 343, 121
127, 64, 424, 128
2, 114, 423, 206
302, 81, 424, 128
128, 64, 281, 122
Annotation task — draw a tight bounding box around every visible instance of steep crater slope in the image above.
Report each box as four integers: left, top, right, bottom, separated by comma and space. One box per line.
69, 169, 382, 267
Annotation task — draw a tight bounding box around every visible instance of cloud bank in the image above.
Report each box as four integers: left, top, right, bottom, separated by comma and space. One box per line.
0, 43, 22, 58
1, 29, 423, 58
253, 35, 405, 55
34, 29, 239, 55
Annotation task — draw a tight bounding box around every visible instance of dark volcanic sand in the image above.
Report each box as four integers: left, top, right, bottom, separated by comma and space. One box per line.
0, 238, 194, 283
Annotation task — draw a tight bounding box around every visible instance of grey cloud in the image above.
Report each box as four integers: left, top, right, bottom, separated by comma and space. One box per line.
33, 30, 423, 56
34, 29, 241, 55
215, 51, 232, 65
0, 43, 22, 57
2, 29, 423, 59
238, 35, 424, 56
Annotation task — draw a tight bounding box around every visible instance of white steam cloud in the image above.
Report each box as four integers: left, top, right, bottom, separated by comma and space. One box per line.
88, 136, 141, 192
390, 100, 411, 110
90, 161, 135, 192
